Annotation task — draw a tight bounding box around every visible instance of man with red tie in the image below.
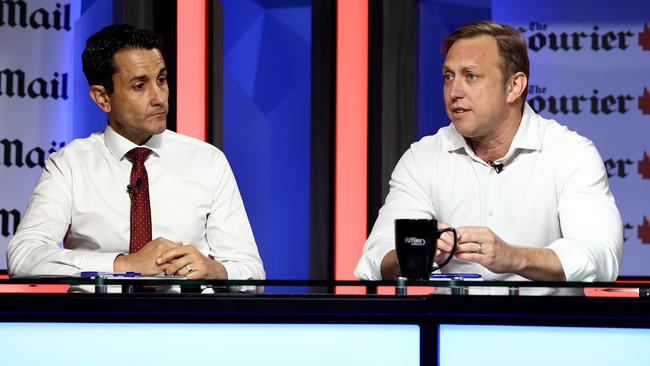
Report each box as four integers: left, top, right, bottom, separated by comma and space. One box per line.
7, 25, 264, 280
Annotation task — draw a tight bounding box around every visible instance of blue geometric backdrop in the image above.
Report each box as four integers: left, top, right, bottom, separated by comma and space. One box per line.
221, 0, 312, 281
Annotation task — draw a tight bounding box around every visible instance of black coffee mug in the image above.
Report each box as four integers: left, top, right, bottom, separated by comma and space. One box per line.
395, 219, 458, 279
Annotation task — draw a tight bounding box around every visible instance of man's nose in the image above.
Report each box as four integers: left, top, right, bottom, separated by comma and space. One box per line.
447, 80, 464, 100
150, 84, 166, 105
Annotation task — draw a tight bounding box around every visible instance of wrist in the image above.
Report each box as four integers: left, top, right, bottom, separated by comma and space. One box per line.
213, 261, 228, 279
511, 246, 528, 274
380, 250, 400, 280
113, 254, 131, 272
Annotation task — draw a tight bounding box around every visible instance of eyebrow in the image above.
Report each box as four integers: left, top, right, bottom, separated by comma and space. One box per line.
128, 67, 168, 84
442, 65, 479, 73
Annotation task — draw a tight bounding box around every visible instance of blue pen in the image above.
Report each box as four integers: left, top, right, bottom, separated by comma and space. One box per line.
79, 271, 141, 277
430, 273, 482, 280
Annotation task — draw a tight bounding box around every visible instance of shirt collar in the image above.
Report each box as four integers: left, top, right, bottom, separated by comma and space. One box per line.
104, 125, 164, 161
445, 102, 541, 156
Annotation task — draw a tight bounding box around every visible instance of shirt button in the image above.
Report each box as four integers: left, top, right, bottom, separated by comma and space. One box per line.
488, 211, 494, 217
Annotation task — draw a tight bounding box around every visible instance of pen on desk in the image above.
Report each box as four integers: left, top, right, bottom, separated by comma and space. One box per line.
429, 273, 482, 279
79, 271, 141, 277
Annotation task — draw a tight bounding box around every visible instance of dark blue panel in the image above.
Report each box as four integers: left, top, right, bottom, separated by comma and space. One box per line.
253, 12, 310, 114
493, 0, 649, 22
223, 70, 271, 263
81, 0, 101, 14
267, 77, 311, 280
222, 0, 264, 55
255, 0, 311, 8
72, 0, 114, 139
223, 13, 263, 97
266, 3, 311, 42
418, 0, 491, 139
431, 0, 491, 32
222, 1, 312, 283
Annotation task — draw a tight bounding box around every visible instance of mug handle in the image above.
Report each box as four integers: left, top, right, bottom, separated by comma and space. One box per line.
432, 227, 457, 271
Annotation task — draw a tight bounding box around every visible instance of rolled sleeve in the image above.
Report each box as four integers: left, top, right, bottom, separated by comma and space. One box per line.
355, 145, 437, 280
551, 140, 623, 281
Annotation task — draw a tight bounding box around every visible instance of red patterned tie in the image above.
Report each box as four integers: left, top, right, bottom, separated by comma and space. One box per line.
126, 147, 153, 253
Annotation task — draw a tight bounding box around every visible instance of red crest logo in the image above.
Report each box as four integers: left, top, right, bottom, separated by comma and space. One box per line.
638, 216, 650, 244
639, 22, 650, 51
640, 87, 650, 115
638, 151, 650, 179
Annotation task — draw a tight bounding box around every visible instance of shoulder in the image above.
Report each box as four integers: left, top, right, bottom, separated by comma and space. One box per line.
160, 130, 225, 160
533, 111, 595, 155
401, 125, 459, 170
48, 131, 105, 162
389, 125, 458, 181
529, 111, 605, 184
158, 130, 230, 177
408, 125, 455, 155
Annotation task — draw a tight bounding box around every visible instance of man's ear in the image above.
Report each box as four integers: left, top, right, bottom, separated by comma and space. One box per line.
506, 71, 528, 104
89, 85, 111, 113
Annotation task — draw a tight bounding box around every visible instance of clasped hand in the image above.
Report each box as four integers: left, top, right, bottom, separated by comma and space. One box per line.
113, 237, 227, 279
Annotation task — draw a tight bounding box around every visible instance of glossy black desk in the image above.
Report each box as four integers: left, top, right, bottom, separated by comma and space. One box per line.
1, 279, 650, 365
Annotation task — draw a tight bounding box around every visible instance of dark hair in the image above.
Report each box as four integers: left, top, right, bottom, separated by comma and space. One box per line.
82, 24, 161, 94
442, 20, 530, 102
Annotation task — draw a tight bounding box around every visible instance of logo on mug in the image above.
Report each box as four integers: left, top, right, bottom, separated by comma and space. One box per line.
404, 237, 426, 246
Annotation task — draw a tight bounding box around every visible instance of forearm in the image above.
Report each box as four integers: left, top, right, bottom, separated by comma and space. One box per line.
380, 250, 401, 280
512, 247, 566, 282
8, 236, 119, 277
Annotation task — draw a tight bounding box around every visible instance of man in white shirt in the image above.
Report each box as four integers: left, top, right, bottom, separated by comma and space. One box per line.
7, 25, 264, 280
355, 21, 623, 282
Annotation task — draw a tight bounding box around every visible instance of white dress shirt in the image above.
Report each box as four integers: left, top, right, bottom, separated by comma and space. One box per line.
7, 126, 265, 279
355, 104, 623, 282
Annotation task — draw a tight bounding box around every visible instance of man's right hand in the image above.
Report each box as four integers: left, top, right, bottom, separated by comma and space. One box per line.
435, 222, 455, 264
381, 222, 456, 280
113, 237, 179, 275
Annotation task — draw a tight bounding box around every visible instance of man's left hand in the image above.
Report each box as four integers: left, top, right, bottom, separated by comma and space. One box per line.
454, 226, 521, 274
156, 244, 228, 279
453, 226, 565, 281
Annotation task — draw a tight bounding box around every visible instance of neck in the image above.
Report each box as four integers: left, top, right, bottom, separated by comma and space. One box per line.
108, 121, 152, 146
468, 106, 523, 162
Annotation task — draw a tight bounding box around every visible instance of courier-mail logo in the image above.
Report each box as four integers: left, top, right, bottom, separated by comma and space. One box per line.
528, 85, 650, 116
604, 151, 650, 180
0, 69, 69, 100
405, 237, 426, 246
521, 21, 650, 52
521, 22, 636, 52
0, 1, 72, 31
1, 209, 19, 238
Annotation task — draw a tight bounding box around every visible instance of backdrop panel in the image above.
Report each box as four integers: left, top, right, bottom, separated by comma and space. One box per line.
0, 0, 82, 269
494, 0, 650, 276
221, 0, 312, 281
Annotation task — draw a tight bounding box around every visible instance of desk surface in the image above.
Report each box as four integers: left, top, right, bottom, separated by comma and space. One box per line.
3, 279, 650, 366
0, 278, 650, 328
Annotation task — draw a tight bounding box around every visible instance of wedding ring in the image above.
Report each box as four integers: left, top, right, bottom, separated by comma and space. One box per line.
186, 264, 192, 273
477, 243, 483, 254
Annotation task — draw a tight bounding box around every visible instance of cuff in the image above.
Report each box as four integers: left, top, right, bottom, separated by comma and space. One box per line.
355, 244, 394, 280
78, 252, 123, 273
220, 261, 265, 280
547, 238, 597, 282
